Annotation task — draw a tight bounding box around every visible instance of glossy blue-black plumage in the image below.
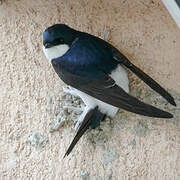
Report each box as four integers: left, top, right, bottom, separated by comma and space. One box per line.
43, 24, 77, 47
53, 34, 119, 80
43, 24, 176, 157
46, 24, 176, 113
51, 34, 174, 119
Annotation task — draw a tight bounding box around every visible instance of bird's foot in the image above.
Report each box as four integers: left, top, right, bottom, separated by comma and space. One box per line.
63, 86, 79, 97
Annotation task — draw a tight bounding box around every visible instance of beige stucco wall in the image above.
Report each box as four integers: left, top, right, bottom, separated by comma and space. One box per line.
0, 0, 180, 179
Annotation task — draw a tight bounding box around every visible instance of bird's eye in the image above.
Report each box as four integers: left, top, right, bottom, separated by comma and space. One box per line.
53, 37, 64, 46
57, 37, 64, 44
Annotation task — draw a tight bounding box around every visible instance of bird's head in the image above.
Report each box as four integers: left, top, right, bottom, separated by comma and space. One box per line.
42, 24, 77, 61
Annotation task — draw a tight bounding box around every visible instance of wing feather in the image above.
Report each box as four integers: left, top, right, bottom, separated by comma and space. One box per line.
113, 51, 176, 106
51, 35, 174, 119
77, 76, 173, 118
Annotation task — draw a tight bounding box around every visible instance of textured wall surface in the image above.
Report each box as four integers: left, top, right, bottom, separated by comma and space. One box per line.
0, 0, 180, 179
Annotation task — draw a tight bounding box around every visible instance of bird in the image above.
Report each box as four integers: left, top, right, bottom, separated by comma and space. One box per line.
42, 24, 176, 158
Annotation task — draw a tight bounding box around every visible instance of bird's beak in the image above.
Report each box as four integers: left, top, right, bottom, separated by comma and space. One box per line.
44, 42, 52, 49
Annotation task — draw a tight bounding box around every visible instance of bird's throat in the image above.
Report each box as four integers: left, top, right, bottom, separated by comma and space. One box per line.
43, 44, 69, 62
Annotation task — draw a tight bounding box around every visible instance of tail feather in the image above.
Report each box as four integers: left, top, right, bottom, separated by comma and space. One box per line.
63, 106, 105, 158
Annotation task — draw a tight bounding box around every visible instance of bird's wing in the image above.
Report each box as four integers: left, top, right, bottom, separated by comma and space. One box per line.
52, 59, 173, 118
85, 34, 176, 106
112, 49, 176, 106
76, 75, 173, 118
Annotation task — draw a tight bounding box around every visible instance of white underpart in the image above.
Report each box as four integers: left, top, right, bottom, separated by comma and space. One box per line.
42, 38, 129, 130
42, 44, 69, 62
72, 64, 129, 117
110, 64, 129, 93
63, 65, 129, 130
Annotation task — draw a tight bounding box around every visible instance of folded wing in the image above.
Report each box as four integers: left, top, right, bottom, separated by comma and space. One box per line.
78, 75, 173, 118
112, 51, 176, 106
